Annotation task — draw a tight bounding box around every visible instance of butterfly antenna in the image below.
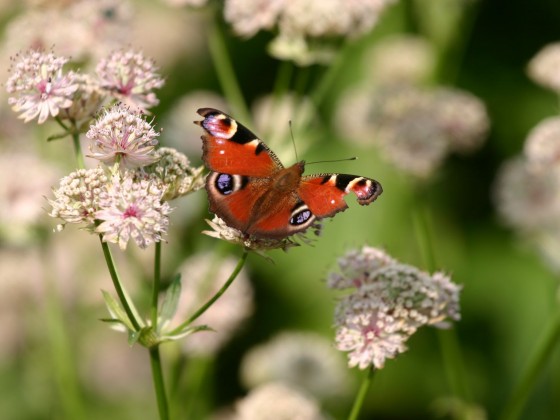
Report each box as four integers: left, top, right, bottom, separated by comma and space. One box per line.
306, 156, 357, 166
289, 120, 299, 162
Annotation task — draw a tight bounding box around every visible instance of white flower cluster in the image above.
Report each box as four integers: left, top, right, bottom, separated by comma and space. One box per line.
48, 105, 204, 250
6, 48, 163, 125
328, 246, 461, 369
224, 0, 397, 65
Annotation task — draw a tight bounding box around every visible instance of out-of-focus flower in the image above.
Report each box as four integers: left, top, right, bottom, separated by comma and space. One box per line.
48, 166, 108, 230
138, 147, 205, 201
172, 252, 253, 356
366, 35, 436, 86
96, 49, 164, 110
202, 216, 318, 254
6, 50, 78, 124
0, 152, 60, 243
524, 116, 560, 169
329, 246, 461, 369
433, 88, 490, 154
86, 104, 160, 169
95, 171, 171, 250
527, 42, 560, 93
235, 382, 326, 420
224, 0, 284, 38
225, 0, 397, 65
493, 157, 560, 232
336, 84, 489, 179
240, 331, 350, 399
2, 0, 132, 65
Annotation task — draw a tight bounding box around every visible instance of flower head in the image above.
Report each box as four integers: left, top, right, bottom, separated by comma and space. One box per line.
527, 42, 560, 93
235, 382, 326, 420
6, 50, 78, 124
96, 49, 164, 110
48, 167, 108, 230
86, 104, 160, 169
240, 331, 349, 399
225, 0, 396, 65
524, 116, 560, 169
95, 171, 171, 250
329, 246, 461, 369
137, 147, 205, 201
59, 73, 106, 121
202, 216, 320, 254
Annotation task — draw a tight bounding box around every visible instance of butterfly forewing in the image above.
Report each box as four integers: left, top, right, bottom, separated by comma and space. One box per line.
197, 108, 283, 177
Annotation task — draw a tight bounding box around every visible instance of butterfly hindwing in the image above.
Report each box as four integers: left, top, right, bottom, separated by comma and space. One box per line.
299, 173, 383, 218
196, 108, 283, 177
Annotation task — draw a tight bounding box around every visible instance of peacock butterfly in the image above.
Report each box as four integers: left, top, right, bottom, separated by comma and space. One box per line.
195, 108, 383, 239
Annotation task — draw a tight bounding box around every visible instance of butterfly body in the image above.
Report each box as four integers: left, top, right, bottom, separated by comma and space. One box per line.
196, 108, 382, 239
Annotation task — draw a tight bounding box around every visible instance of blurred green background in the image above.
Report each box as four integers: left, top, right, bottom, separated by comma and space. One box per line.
1, 0, 560, 419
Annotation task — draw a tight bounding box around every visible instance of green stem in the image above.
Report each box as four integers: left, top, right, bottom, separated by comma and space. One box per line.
152, 242, 162, 329
411, 200, 470, 401
500, 307, 560, 420
99, 237, 143, 331
208, 12, 250, 123
44, 276, 85, 418
71, 130, 85, 170
348, 367, 375, 420
310, 41, 350, 109
170, 250, 249, 335
150, 346, 170, 420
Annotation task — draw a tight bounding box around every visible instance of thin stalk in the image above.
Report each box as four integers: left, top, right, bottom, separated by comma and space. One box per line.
347, 367, 375, 420
208, 14, 250, 123
71, 130, 85, 170
170, 250, 249, 335
99, 237, 142, 331
44, 277, 85, 418
151, 242, 162, 329
500, 307, 560, 420
150, 346, 170, 420
412, 202, 471, 402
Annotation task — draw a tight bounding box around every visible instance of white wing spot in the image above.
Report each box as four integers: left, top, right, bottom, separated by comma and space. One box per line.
219, 150, 225, 155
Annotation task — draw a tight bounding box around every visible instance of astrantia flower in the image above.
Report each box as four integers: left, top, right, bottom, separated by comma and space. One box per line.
524, 116, 560, 169
59, 73, 106, 122
336, 84, 489, 179
96, 49, 164, 110
6, 50, 78, 124
138, 147, 205, 201
493, 157, 560, 232
329, 246, 461, 369
240, 331, 349, 399
86, 104, 160, 169
95, 172, 171, 250
172, 252, 253, 356
527, 42, 560, 93
235, 382, 326, 420
225, 0, 396, 65
202, 216, 319, 254
48, 167, 108, 230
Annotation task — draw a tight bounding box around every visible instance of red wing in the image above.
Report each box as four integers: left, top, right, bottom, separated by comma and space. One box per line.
299, 173, 383, 218
196, 108, 283, 177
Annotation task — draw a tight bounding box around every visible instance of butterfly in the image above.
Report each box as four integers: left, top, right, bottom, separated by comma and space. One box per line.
195, 108, 383, 240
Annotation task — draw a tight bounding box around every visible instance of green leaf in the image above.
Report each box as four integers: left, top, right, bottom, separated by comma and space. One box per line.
158, 273, 182, 331
46, 132, 71, 142
160, 324, 213, 343
101, 290, 135, 332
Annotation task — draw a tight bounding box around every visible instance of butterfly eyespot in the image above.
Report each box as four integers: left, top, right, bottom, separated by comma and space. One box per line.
215, 173, 235, 195
210, 172, 248, 196
290, 204, 313, 226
